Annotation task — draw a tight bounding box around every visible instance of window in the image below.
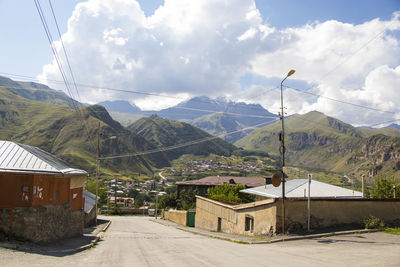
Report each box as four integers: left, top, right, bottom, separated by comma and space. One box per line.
217, 217, 222, 232
245, 215, 254, 233
21, 185, 30, 201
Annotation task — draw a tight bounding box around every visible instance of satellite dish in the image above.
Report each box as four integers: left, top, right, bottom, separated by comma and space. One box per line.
271, 173, 281, 187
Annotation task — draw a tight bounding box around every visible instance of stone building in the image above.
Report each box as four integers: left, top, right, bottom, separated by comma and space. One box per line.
0, 140, 88, 243
195, 180, 400, 235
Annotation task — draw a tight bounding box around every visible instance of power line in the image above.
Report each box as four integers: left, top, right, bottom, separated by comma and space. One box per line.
283, 85, 396, 115
311, 18, 398, 87
33, 0, 79, 112
0, 84, 279, 120
100, 118, 279, 160
48, 0, 82, 105
34, 0, 98, 151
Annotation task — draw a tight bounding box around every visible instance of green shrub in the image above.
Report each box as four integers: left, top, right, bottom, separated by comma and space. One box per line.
364, 215, 385, 229
207, 184, 255, 204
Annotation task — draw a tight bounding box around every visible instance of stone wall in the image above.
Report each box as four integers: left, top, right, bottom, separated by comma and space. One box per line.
164, 210, 187, 226
84, 207, 96, 228
195, 196, 400, 235
281, 198, 400, 232
0, 203, 84, 243
195, 196, 277, 236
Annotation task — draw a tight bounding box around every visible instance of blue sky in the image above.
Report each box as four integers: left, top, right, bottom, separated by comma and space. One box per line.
0, 0, 398, 78
0, 0, 399, 126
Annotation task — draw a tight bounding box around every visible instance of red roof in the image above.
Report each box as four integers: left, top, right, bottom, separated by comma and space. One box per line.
176, 176, 266, 188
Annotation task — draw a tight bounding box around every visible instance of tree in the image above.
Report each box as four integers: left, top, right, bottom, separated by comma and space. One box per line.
369, 177, 399, 199
87, 181, 107, 205
158, 192, 178, 209
127, 189, 139, 198
134, 194, 145, 208
207, 184, 255, 204
178, 189, 198, 210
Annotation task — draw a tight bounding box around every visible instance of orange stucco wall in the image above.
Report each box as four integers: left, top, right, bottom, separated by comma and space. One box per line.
0, 172, 72, 208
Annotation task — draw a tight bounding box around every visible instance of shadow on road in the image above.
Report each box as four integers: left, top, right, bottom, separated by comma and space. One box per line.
316, 235, 376, 245
4, 219, 109, 257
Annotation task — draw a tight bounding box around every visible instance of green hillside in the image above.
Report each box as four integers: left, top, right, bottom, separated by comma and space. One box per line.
128, 115, 236, 159
358, 127, 400, 137
235, 111, 400, 182
0, 76, 82, 108
192, 113, 251, 143
0, 85, 169, 177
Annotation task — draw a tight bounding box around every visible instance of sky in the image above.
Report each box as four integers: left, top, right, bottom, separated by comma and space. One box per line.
0, 0, 400, 127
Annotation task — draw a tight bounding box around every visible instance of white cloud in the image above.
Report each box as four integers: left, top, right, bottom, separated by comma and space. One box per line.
38, 0, 400, 126
247, 12, 400, 126
39, 0, 268, 108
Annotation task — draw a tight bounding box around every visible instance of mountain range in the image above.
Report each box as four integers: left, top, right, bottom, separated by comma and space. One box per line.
235, 111, 400, 182
0, 76, 237, 177
3, 75, 400, 183
97, 96, 278, 142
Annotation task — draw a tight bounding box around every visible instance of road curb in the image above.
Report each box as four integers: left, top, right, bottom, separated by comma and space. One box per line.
0, 242, 18, 249
151, 218, 379, 244
75, 220, 112, 252
254, 229, 379, 244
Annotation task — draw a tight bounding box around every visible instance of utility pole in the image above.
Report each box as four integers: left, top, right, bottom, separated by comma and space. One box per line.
307, 174, 312, 232
279, 69, 295, 234
362, 174, 365, 198
115, 177, 118, 213
155, 193, 158, 219
95, 122, 100, 226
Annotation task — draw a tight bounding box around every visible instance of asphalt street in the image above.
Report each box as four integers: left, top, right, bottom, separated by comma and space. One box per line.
1, 216, 399, 267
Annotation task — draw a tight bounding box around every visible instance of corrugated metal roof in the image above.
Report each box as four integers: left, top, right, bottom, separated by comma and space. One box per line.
0, 141, 87, 176
83, 190, 97, 213
176, 176, 266, 187
241, 179, 362, 198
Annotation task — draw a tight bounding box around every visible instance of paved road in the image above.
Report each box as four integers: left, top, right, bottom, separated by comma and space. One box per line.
1, 216, 400, 266
158, 171, 170, 186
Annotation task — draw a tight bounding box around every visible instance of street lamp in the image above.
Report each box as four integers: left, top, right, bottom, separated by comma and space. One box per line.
95, 121, 117, 225
155, 192, 166, 219
280, 69, 295, 234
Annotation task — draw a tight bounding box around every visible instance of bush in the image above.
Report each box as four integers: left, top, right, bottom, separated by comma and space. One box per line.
369, 177, 399, 199
364, 215, 385, 229
207, 184, 255, 204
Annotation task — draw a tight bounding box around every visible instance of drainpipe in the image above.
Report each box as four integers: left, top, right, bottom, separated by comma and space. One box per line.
362, 175, 365, 198
9, 207, 13, 241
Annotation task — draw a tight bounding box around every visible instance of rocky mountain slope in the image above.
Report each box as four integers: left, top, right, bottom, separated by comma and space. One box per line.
128, 115, 236, 160
99, 96, 278, 142
0, 84, 170, 176
235, 111, 400, 182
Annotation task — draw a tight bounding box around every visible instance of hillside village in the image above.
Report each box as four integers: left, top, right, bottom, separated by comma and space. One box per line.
1, 1, 400, 266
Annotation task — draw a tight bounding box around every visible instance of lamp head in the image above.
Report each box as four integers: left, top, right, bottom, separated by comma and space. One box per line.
287, 69, 295, 77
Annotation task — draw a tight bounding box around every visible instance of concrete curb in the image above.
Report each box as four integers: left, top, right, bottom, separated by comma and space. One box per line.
255, 229, 379, 244
75, 220, 112, 252
151, 218, 379, 244
0, 242, 18, 249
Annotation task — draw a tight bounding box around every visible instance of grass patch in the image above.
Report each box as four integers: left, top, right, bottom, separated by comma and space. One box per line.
382, 228, 400, 235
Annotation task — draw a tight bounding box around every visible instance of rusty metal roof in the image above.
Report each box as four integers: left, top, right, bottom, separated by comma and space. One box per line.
0, 140, 87, 176
176, 176, 266, 188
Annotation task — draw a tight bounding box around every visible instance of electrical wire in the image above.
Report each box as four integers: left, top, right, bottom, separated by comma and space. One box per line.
33, 0, 79, 112
283, 85, 396, 115
1, 83, 279, 120
100, 118, 279, 160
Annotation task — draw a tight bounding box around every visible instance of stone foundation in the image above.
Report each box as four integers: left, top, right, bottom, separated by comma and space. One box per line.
0, 203, 84, 243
